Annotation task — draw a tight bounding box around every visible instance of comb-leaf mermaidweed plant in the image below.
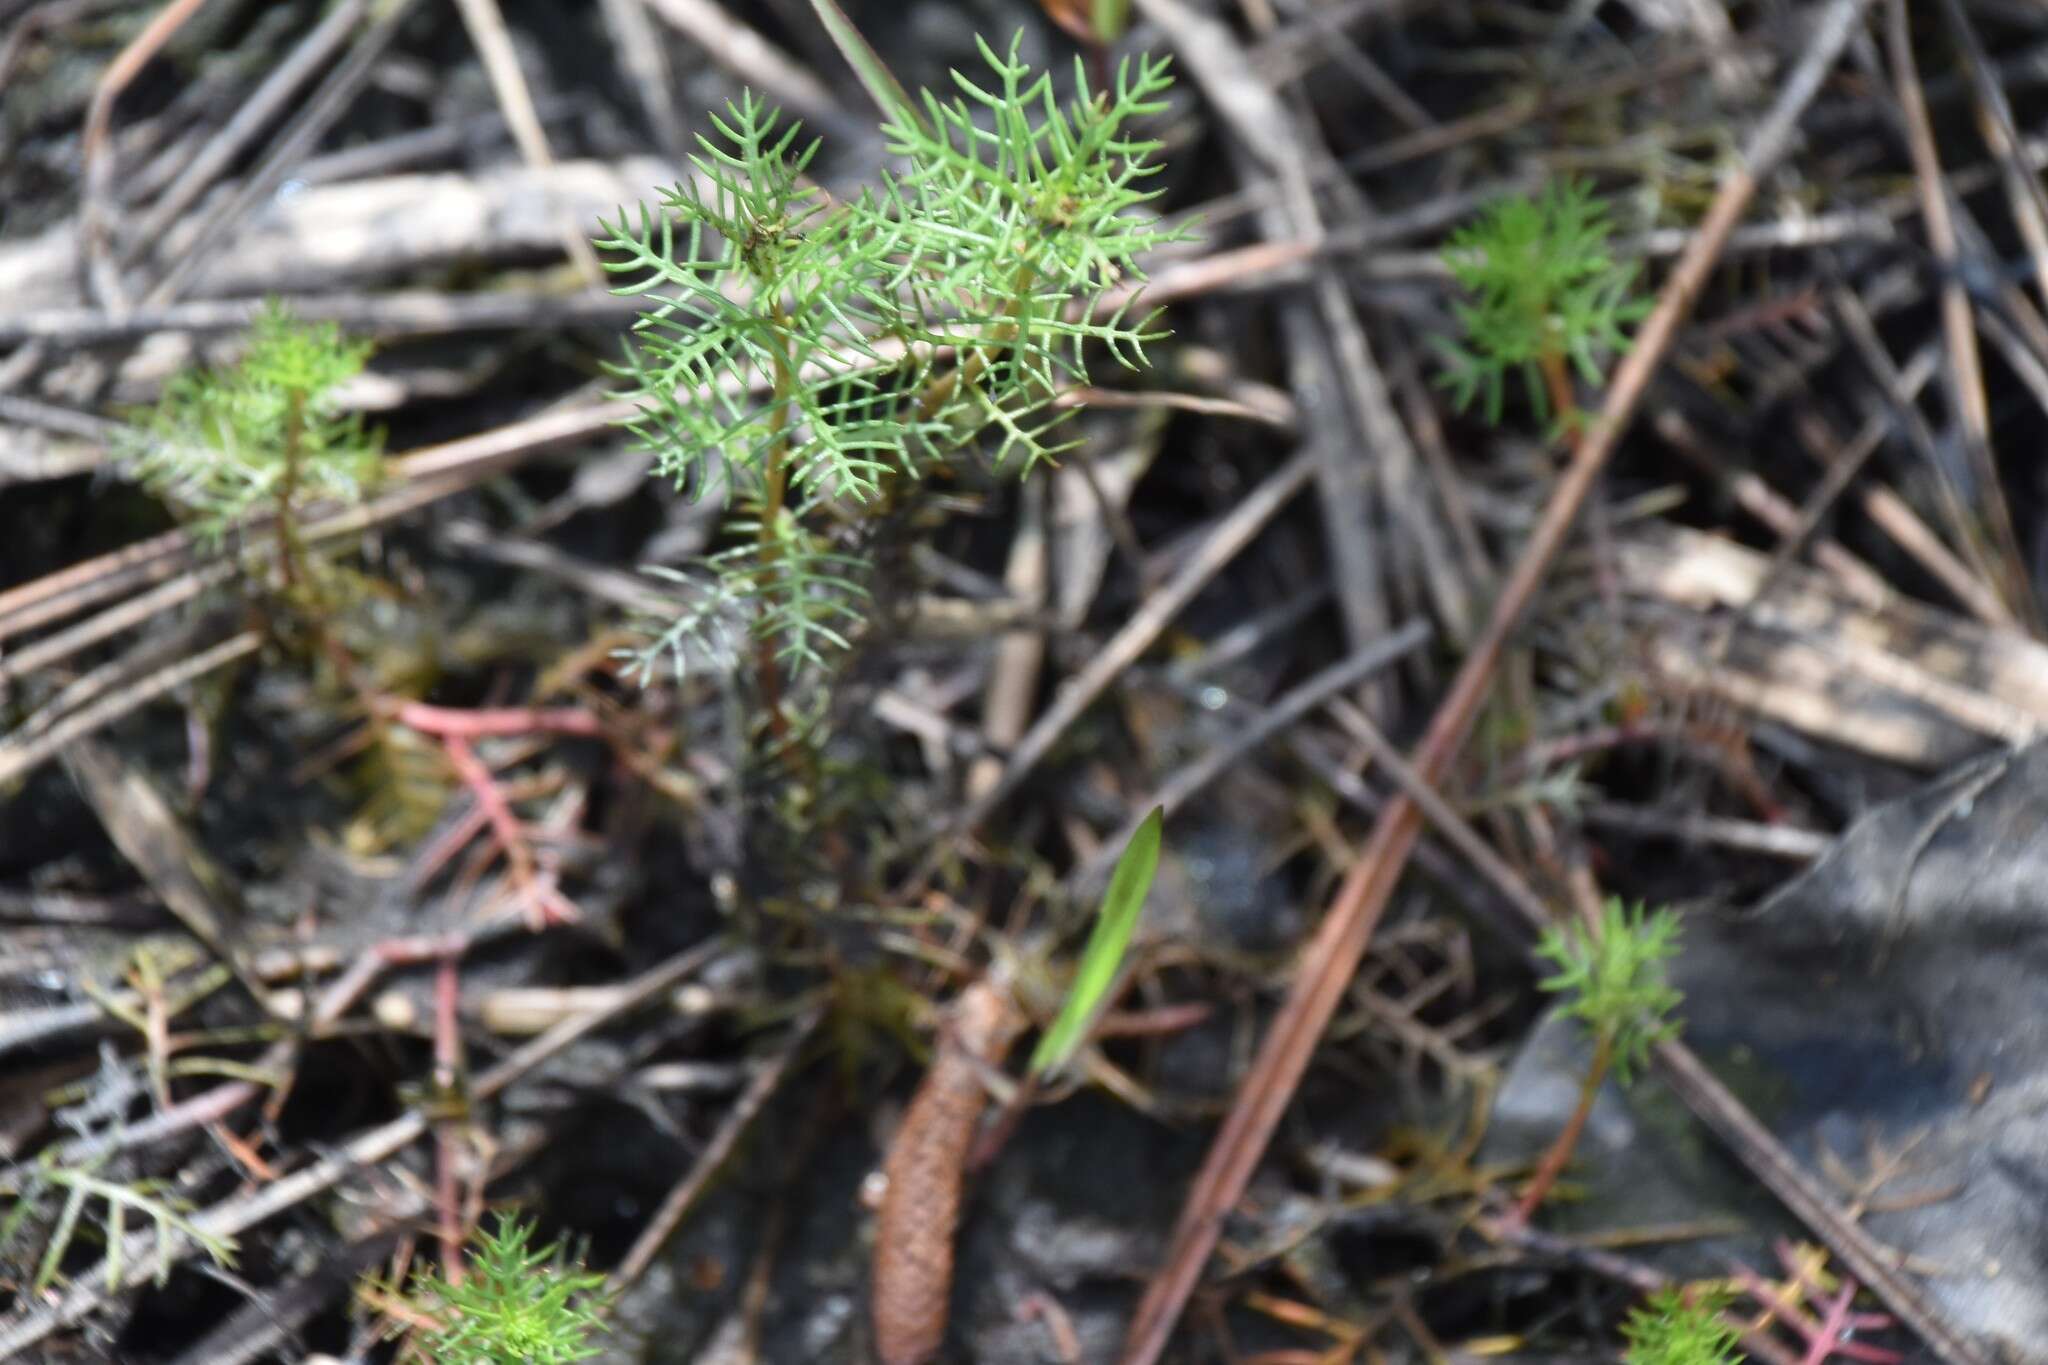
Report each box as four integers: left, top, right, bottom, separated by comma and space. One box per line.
1436, 177, 1645, 430
596, 35, 1186, 743
1511, 897, 1683, 1224
128, 301, 381, 598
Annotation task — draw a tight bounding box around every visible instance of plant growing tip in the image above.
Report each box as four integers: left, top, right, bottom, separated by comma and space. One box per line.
1030, 805, 1162, 1077
1621, 1286, 1745, 1365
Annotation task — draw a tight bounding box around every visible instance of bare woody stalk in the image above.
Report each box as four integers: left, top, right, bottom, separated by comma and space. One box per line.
1117, 3, 1875, 1359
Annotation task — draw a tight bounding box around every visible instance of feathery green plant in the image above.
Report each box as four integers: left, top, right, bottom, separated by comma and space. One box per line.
1511, 898, 1683, 1222
397, 1214, 610, 1365
126, 301, 380, 588
597, 35, 1186, 714
1621, 1287, 1745, 1365
1436, 177, 1645, 425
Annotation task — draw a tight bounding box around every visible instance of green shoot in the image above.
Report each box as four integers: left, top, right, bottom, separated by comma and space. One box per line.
806, 0, 922, 130
1030, 805, 1163, 1078
126, 301, 380, 589
1436, 177, 1646, 426
1621, 1287, 1745, 1365
1511, 898, 1682, 1222
597, 35, 1188, 718
397, 1214, 610, 1365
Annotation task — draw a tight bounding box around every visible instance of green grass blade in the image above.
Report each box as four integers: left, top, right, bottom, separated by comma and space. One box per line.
1029, 806, 1163, 1077
806, 0, 926, 135
1093, 0, 1131, 41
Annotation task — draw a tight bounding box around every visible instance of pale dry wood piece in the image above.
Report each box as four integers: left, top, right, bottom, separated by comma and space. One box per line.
872, 979, 1026, 1365
0, 158, 681, 312
1618, 524, 2048, 764
967, 480, 1048, 802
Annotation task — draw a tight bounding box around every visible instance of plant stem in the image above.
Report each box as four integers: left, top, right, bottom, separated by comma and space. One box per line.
757, 302, 797, 745
275, 389, 309, 594
1538, 346, 1578, 446
1511, 1025, 1613, 1223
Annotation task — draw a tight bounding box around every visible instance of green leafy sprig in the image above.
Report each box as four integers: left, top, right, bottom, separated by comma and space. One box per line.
1535, 897, 1683, 1084
1436, 177, 1646, 424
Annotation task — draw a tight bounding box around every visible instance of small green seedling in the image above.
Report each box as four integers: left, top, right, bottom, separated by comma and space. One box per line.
597, 35, 1187, 732
126, 301, 380, 591
1512, 897, 1683, 1222
1436, 177, 1646, 426
1030, 805, 1163, 1078
395, 1214, 610, 1365
1621, 1287, 1745, 1365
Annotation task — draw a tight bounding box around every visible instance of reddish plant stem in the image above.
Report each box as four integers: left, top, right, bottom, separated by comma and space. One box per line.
1509, 1027, 1613, 1224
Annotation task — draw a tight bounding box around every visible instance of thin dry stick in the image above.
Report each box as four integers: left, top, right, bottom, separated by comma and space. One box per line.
123, 0, 368, 261
607, 1005, 821, 1291
1933, 0, 2048, 318
450, 0, 605, 287
0, 631, 262, 787
1653, 1040, 1993, 1365
77, 0, 211, 310
943, 447, 1319, 841
597, 0, 689, 159
640, 0, 847, 132
140, 0, 421, 309
1886, 0, 2034, 630
1116, 5, 1874, 1360
1073, 621, 1434, 896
